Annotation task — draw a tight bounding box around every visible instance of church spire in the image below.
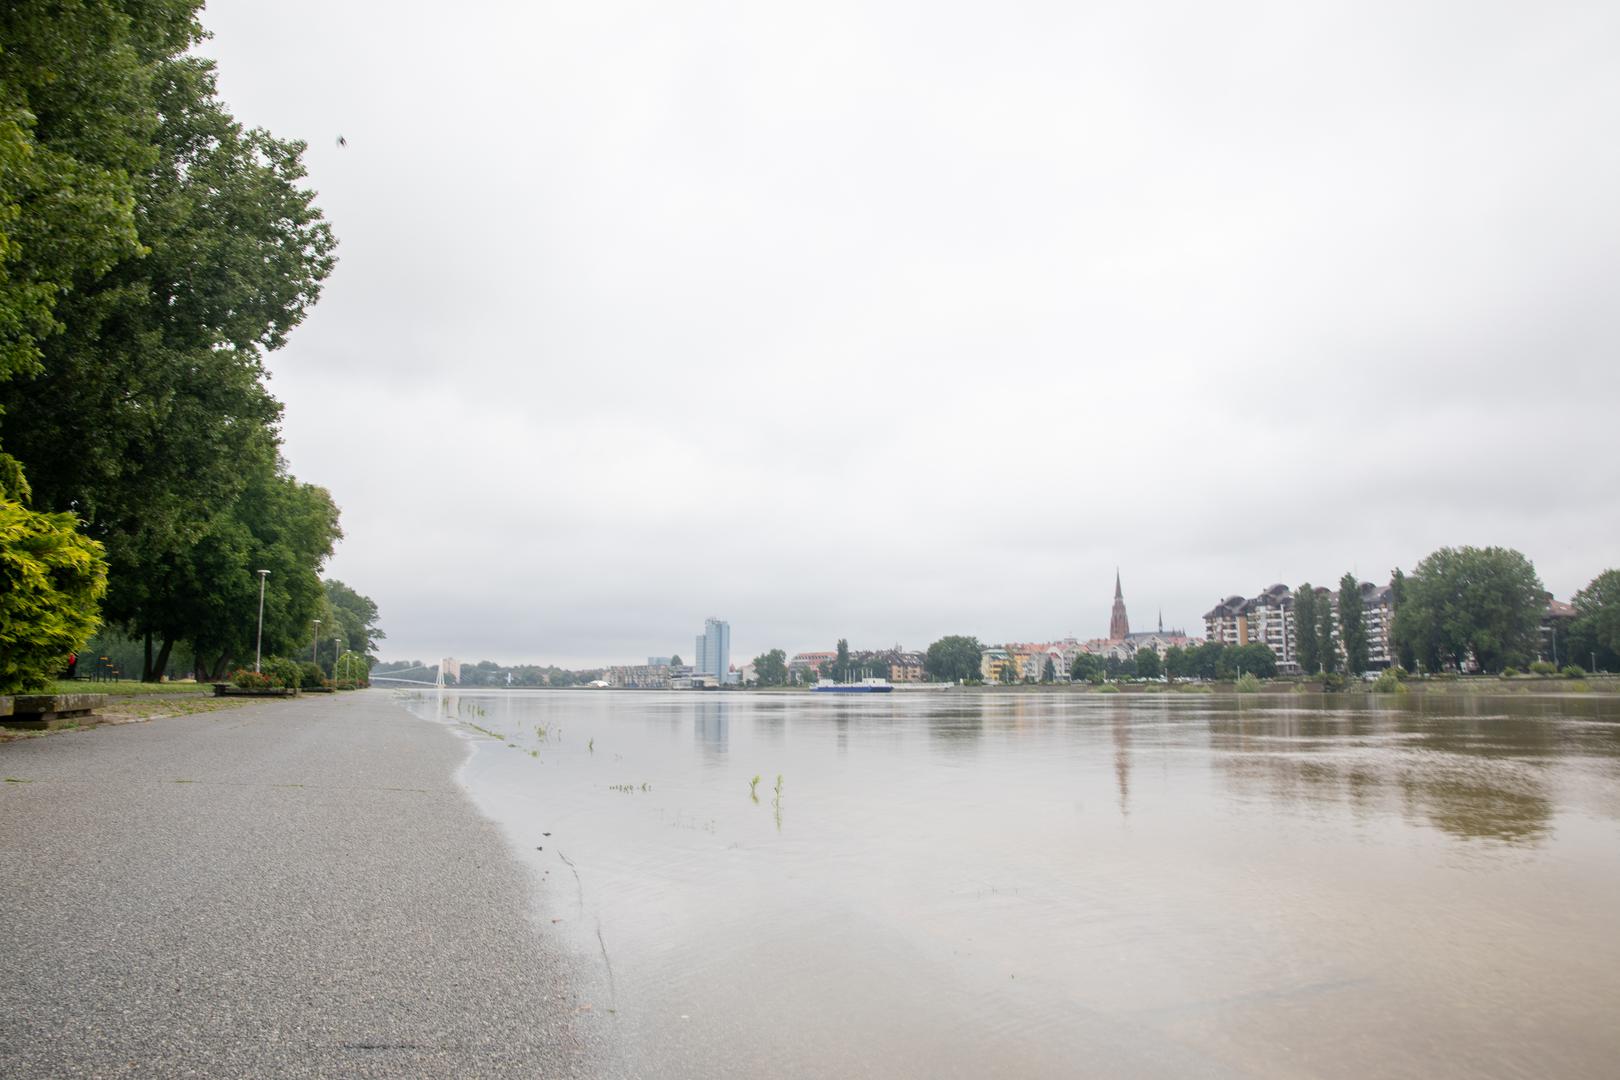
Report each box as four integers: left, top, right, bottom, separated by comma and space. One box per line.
1109, 571, 1130, 641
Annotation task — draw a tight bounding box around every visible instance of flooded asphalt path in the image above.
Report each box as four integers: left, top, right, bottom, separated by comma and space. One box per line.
0, 691, 599, 1079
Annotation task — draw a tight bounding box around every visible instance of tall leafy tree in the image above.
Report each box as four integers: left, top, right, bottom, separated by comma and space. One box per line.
0, 35, 336, 674
926, 635, 983, 683
1393, 546, 1543, 673
0, 1, 198, 381
1134, 648, 1161, 679
1388, 568, 1417, 670
1569, 569, 1620, 673
1317, 594, 1339, 675
1293, 584, 1319, 674
1338, 573, 1368, 675
752, 648, 788, 687
323, 579, 386, 663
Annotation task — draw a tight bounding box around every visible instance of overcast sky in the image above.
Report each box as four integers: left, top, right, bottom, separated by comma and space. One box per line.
200, 0, 1620, 666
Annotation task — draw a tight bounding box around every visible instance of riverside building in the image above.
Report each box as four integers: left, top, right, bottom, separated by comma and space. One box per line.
694, 617, 732, 685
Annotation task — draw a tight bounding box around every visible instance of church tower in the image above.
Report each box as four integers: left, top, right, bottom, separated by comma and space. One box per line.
1109, 570, 1130, 641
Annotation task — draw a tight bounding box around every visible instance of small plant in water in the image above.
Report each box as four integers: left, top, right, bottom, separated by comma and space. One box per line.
588, 738, 595, 753
749, 775, 761, 801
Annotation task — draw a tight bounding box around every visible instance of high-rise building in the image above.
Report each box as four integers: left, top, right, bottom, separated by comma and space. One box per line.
694, 617, 730, 682
1109, 571, 1131, 641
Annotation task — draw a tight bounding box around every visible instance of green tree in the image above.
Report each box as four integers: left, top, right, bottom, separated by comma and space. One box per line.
1569, 569, 1620, 673
1, 498, 108, 692
999, 656, 1018, 684
752, 648, 788, 687
0, 35, 336, 669
1316, 595, 1339, 675
1069, 652, 1103, 683
1394, 547, 1544, 673
0, 1, 199, 381
323, 579, 385, 662
1135, 647, 1161, 679
1338, 573, 1368, 675
1041, 656, 1057, 683
1239, 642, 1277, 679
925, 635, 983, 683
1192, 640, 1225, 680
670, 654, 682, 667
1161, 645, 1188, 679
1388, 568, 1417, 670
1293, 584, 1319, 674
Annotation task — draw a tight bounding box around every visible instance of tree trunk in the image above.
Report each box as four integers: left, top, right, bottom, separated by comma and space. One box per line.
142, 632, 157, 682
151, 638, 175, 683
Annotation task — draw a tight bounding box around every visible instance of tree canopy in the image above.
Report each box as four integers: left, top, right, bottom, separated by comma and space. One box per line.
1569, 569, 1620, 673
1393, 546, 1543, 673
925, 635, 983, 683
0, 0, 350, 681
1338, 573, 1368, 675
752, 648, 788, 687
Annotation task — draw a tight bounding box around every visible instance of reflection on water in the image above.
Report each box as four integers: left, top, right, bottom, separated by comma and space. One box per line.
407, 689, 1620, 1080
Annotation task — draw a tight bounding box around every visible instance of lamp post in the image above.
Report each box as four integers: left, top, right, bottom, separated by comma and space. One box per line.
334, 636, 343, 683
254, 569, 271, 672
312, 619, 321, 665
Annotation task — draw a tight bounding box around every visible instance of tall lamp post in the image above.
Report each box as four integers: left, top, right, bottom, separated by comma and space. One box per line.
254, 569, 271, 672
311, 619, 321, 666
334, 636, 343, 683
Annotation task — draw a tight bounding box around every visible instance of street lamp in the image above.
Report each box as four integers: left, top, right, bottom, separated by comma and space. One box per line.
312, 619, 321, 665
254, 569, 271, 672
333, 636, 343, 683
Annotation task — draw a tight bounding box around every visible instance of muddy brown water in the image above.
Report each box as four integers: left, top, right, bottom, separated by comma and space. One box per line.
405, 688, 1620, 1079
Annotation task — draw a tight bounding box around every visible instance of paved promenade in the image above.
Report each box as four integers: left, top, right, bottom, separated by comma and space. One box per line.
0, 691, 595, 1078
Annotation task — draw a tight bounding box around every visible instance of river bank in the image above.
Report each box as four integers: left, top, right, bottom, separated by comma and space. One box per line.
0, 691, 599, 1078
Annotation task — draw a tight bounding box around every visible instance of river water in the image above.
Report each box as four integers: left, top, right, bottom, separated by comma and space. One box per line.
402, 688, 1620, 1079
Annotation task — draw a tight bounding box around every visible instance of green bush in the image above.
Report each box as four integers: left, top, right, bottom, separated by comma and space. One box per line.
1, 499, 108, 694
299, 661, 326, 689
1322, 672, 1347, 692
231, 668, 272, 689
1234, 673, 1261, 694
1529, 661, 1557, 676
1387, 665, 1409, 681
1371, 669, 1406, 694
1095, 683, 1120, 694
1501, 667, 1519, 679
1561, 665, 1586, 679
262, 656, 302, 689
1567, 680, 1593, 693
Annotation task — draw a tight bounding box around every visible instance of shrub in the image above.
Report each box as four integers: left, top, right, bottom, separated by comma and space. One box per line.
1561, 665, 1586, 679
231, 668, 272, 690
1234, 673, 1261, 694
299, 661, 326, 689
1529, 661, 1557, 676
1095, 683, 1120, 694
0, 499, 109, 694
262, 656, 302, 689
1567, 680, 1593, 693
1322, 672, 1347, 692
1371, 669, 1406, 694
1387, 665, 1409, 681
1501, 667, 1519, 679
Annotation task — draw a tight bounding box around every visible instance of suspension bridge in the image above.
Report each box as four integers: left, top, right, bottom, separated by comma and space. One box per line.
369, 658, 461, 688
